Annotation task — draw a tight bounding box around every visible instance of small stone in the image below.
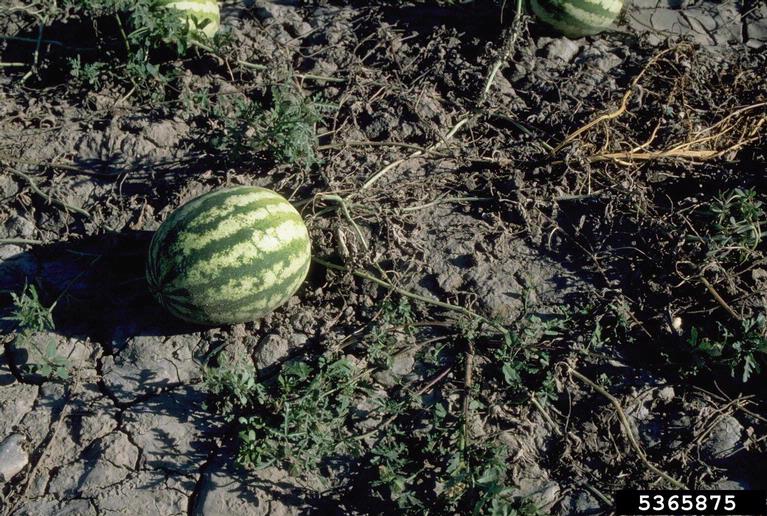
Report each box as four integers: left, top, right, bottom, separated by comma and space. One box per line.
571, 490, 601, 514
436, 269, 463, 292
255, 334, 290, 372
352, 388, 388, 433
0, 244, 24, 260
702, 415, 743, 462
143, 119, 186, 148
545, 38, 581, 63
0, 175, 19, 199
516, 477, 560, 509
0, 434, 28, 482
390, 352, 415, 376
372, 370, 398, 389
657, 386, 675, 403
708, 478, 750, 491
512, 464, 559, 509
3, 214, 35, 239
533, 482, 560, 509
289, 332, 308, 347
747, 19, 767, 48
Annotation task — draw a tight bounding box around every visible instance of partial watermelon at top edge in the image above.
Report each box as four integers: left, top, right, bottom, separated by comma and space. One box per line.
155, 0, 221, 40
530, 0, 624, 38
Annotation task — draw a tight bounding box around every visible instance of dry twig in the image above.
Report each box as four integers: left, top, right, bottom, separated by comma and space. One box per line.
568, 365, 687, 489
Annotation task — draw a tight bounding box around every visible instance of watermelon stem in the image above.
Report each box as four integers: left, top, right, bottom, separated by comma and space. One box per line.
568, 366, 687, 489
312, 256, 511, 345
317, 194, 369, 252
190, 40, 345, 84
0, 238, 45, 245
8, 168, 91, 219
359, 116, 471, 192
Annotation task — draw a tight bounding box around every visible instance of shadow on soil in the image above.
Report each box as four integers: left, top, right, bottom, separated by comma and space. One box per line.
0, 230, 202, 347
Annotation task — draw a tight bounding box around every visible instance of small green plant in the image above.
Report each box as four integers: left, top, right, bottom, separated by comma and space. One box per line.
695, 188, 766, 264
68, 56, 110, 90
199, 86, 330, 168
364, 298, 416, 368
6, 285, 70, 381
205, 354, 368, 473
15, 0, 224, 102
203, 353, 264, 419
688, 314, 767, 382
371, 426, 424, 510
369, 400, 543, 514
8, 284, 55, 334
494, 314, 565, 403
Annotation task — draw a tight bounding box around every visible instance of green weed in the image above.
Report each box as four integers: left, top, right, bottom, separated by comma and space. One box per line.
6, 285, 70, 381
493, 313, 565, 404
205, 354, 368, 473
365, 298, 416, 368
193, 85, 330, 168
369, 401, 543, 514
8, 284, 55, 334
691, 188, 766, 264
202, 296, 551, 512
203, 353, 264, 420
13, 0, 223, 101
688, 314, 767, 382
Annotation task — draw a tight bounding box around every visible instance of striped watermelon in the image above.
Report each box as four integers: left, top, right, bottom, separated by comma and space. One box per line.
146, 186, 312, 325
530, 0, 623, 38
156, 0, 220, 40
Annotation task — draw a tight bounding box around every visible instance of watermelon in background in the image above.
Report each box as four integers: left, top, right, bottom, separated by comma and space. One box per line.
146, 186, 312, 325
530, 0, 624, 38
155, 0, 220, 39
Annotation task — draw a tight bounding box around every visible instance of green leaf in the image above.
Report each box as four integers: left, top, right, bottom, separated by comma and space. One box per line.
56, 367, 70, 380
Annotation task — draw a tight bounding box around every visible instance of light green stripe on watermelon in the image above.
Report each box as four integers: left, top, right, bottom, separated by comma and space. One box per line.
561, 3, 616, 28
165, 0, 219, 14
203, 261, 311, 323
184, 189, 284, 229
156, 207, 306, 286
531, 0, 622, 37
178, 220, 310, 287
165, 262, 310, 324
564, 0, 621, 18
156, 0, 220, 39
146, 186, 312, 325
174, 202, 300, 253
148, 187, 249, 267
149, 196, 290, 282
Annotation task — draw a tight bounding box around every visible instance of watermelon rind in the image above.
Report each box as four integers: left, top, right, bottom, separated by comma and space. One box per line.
155, 0, 220, 40
530, 0, 623, 38
146, 186, 312, 325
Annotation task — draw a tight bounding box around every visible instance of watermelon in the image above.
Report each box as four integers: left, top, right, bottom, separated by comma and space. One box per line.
156, 0, 220, 40
146, 186, 312, 325
529, 0, 623, 38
